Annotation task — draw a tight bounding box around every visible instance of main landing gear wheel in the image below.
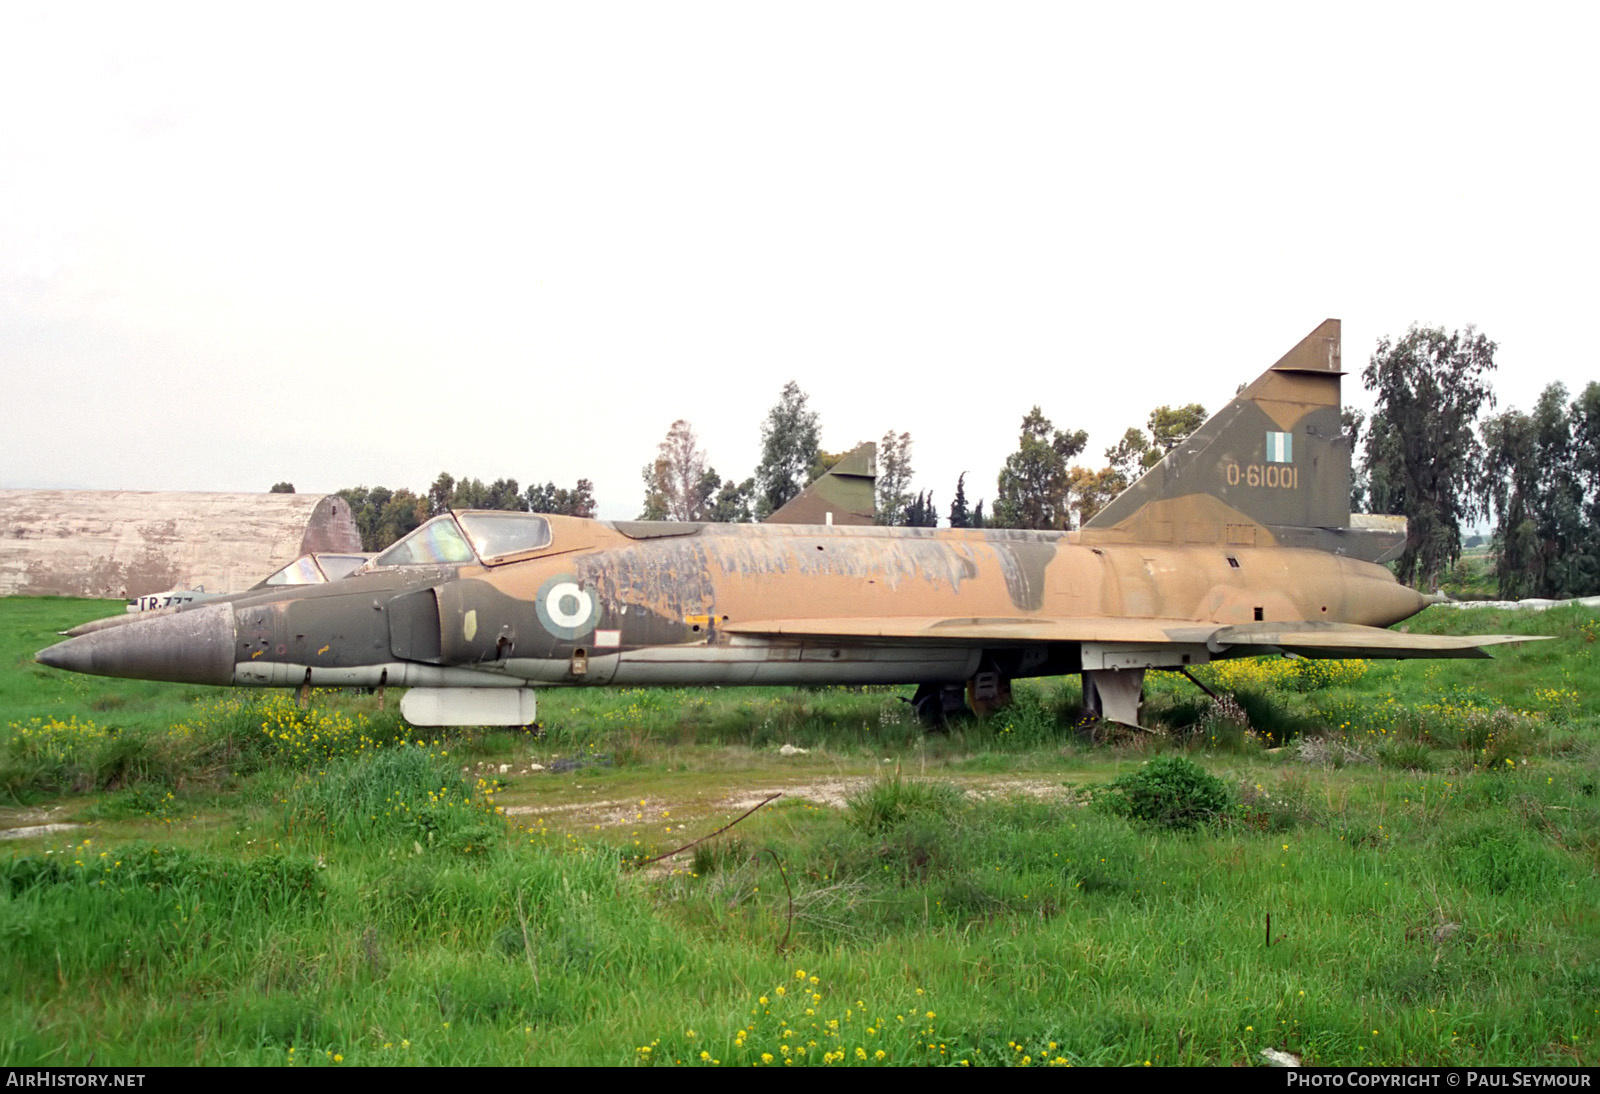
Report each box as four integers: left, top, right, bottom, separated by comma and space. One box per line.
909, 683, 969, 731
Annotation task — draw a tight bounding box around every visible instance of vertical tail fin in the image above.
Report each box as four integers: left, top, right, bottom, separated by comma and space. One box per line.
764, 441, 878, 526
1082, 319, 1399, 560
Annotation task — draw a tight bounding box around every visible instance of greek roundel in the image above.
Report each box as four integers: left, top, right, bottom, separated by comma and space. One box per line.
534, 574, 600, 640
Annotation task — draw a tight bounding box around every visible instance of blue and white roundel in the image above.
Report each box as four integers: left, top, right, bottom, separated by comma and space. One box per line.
534, 574, 600, 641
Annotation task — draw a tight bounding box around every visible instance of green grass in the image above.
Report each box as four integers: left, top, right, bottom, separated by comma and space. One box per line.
1438, 547, 1498, 601
1, 597, 1597, 1066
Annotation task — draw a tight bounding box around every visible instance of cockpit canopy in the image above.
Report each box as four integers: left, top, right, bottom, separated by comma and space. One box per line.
256, 553, 373, 588
369, 511, 554, 569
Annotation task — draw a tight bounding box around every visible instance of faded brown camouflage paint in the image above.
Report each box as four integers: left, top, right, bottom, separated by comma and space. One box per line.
37, 320, 1536, 724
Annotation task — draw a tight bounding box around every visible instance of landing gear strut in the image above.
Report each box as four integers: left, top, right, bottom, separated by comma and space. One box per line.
966, 670, 1013, 718
910, 668, 1017, 731
1082, 668, 1148, 729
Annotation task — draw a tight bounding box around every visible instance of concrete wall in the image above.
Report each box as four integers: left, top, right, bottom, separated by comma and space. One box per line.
0, 490, 361, 598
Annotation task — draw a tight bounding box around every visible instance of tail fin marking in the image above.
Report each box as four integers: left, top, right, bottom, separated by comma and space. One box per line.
1081, 319, 1398, 561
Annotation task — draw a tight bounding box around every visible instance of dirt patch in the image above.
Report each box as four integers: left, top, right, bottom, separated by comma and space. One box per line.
504, 775, 1080, 831
0, 823, 82, 841
0, 806, 82, 841
725, 777, 1076, 811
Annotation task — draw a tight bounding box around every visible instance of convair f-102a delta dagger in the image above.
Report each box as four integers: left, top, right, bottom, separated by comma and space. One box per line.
36, 320, 1535, 728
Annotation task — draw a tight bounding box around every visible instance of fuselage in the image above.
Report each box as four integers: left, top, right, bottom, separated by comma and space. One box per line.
35, 316, 1521, 731
37, 515, 1426, 692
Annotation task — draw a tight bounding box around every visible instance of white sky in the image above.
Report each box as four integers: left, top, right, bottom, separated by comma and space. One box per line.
3, 2, 1596, 521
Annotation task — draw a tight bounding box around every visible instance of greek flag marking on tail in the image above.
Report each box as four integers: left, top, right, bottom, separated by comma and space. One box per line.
1266, 431, 1293, 463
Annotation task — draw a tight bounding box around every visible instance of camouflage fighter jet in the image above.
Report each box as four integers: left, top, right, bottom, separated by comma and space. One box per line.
35, 320, 1534, 728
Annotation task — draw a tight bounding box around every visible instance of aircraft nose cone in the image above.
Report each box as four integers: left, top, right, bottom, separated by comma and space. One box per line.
34, 602, 237, 686
35, 638, 89, 673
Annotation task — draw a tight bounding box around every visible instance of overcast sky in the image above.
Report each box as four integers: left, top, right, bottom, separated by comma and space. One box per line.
3, 2, 1596, 521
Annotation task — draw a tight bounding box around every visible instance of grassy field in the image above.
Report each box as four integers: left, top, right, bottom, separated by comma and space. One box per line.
2, 597, 1597, 1067
1438, 546, 1499, 601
